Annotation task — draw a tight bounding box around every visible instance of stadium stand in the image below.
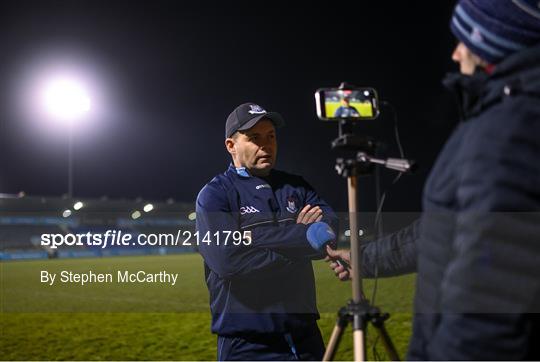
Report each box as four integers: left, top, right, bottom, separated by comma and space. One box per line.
0, 194, 196, 260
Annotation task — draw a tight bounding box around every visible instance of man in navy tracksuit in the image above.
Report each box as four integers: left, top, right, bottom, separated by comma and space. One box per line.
333, 97, 360, 118
196, 102, 339, 360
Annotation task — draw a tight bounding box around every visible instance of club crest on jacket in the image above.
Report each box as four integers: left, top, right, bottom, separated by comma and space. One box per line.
286, 197, 298, 213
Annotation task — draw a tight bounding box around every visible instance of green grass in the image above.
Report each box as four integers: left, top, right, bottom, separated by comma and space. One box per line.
0, 254, 415, 360
325, 101, 374, 118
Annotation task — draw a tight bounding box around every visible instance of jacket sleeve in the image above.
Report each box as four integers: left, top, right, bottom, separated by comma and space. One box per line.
196, 182, 295, 280
248, 223, 323, 259
247, 177, 338, 260
359, 219, 419, 278
427, 102, 540, 360
302, 176, 340, 237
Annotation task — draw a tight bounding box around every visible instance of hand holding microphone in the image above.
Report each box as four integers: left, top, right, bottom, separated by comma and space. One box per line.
325, 246, 352, 281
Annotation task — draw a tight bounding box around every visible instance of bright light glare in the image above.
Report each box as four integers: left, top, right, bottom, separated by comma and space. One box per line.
73, 201, 84, 210
131, 210, 141, 220
188, 212, 196, 221
143, 203, 154, 212
62, 209, 72, 218
42, 77, 91, 121
344, 229, 363, 237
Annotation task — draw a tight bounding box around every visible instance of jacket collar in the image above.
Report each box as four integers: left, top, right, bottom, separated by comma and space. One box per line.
443, 70, 489, 121
227, 163, 251, 178
443, 43, 540, 121
227, 163, 275, 180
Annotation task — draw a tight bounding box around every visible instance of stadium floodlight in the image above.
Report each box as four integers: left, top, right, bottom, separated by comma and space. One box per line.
42, 77, 91, 122
188, 212, 196, 221
344, 229, 364, 237
131, 211, 141, 220
143, 203, 154, 213
62, 209, 72, 218
38, 74, 92, 198
73, 201, 84, 210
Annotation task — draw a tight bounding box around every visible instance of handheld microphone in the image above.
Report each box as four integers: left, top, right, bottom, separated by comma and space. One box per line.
306, 222, 336, 250
307, 222, 351, 270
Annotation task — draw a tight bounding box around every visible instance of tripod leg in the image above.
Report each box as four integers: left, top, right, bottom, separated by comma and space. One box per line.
352, 314, 366, 362
323, 310, 349, 361
323, 323, 344, 361
372, 323, 400, 361
353, 329, 365, 362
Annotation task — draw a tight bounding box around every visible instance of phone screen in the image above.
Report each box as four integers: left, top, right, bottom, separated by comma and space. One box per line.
324, 89, 375, 119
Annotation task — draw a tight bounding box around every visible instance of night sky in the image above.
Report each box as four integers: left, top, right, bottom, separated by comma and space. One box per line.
1, 0, 460, 212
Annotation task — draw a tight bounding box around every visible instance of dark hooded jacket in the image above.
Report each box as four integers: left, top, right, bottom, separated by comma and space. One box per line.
360, 43, 540, 360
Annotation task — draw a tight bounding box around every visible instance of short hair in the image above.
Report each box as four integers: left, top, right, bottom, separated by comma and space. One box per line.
230, 131, 242, 140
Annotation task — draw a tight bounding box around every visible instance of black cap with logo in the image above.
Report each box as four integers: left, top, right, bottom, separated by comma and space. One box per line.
225, 102, 285, 138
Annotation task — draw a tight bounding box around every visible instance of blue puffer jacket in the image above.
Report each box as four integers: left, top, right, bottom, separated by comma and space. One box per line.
196, 164, 338, 336
360, 44, 540, 360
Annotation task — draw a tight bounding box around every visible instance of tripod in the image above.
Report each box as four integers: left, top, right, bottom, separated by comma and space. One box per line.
323, 130, 414, 362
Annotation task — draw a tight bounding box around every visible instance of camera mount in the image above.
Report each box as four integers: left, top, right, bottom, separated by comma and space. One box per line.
323, 84, 414, 361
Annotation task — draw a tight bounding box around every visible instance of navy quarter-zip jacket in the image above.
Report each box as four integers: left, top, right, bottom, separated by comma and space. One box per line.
356, 44, 540, 360
196, 164, 339, 336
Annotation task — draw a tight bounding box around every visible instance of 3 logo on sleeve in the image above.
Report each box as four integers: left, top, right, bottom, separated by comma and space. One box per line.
240, 206, 260, 215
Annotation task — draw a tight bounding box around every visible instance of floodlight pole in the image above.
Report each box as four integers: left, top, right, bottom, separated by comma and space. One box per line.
68, 122, 74, 199
40, 75, 91, 199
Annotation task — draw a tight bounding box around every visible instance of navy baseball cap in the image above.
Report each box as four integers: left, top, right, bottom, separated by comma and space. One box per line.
225, 102, 285, 138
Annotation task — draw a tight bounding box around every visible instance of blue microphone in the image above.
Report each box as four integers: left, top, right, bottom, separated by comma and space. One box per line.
306, 222, 336, 251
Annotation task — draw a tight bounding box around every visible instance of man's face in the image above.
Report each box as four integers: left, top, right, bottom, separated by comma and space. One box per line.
452, 41, 488, 75
226, 119, 277, 177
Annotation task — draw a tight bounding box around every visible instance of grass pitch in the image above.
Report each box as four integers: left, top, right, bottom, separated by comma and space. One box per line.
324, 101, 374, 118
0, 254, 415, 360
